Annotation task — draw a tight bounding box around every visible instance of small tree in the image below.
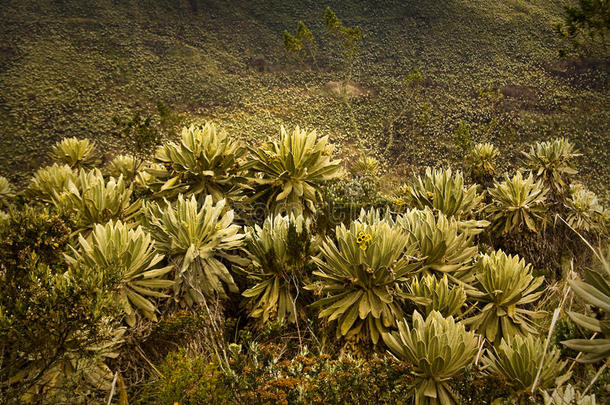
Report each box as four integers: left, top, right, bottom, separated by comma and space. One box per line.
324, 7, 362, 78
555, 0, 610, 56
384, 68, 426, 154
283, 30, 303, 63
283, 21, 318, 68
296, 21, 318, 67
112, 110, 161, 173
454, 120, 473, 156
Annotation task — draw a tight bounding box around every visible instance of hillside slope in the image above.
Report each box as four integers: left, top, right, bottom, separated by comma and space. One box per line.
0, 0, 608, 197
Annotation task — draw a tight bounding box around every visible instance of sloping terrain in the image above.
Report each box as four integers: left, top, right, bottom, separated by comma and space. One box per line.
0, 0, 608, 197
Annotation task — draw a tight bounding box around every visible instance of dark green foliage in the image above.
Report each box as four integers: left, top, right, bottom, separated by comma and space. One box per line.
0, 206, 71, 271
137, 345, 414, 404
555, 0, 610, 55
404, 67, 424, 88
229, 345, 414, 404
283, 21, 317, 67
112, 110, 161, 166
298, 21, 318, 67
286, 221, 311, 269
324, 7, 362, 75
283, 30, 303, 61
156, 99, 184, 137
138, 349, 233, 405
455, 120, 473, 156
451, 366, 513, 404
0, 208, 119, 403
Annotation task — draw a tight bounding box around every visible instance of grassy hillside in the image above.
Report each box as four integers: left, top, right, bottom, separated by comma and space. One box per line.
1, 0, 608, 198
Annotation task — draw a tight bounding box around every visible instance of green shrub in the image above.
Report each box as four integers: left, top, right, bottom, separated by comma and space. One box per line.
141, 349, 232, 405
324, 7, 362, 75
454, 120, 473, 156
554, 0, 610, 56
229, 345, 413, 404
0, 206, 71, 271
0, 208, 122, 403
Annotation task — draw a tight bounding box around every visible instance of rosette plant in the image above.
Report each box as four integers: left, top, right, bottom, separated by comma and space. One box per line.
405, 167, 485, 221
565, 183, 605, 233
483, 335, 569, 393
351, 155, 380, 178
522, 137, 580, 195
467, 142, 499, 181
146, 194, 246, 307
307, 209, 418, 344
49, 137, 98, 169
0, 176, 14, 209
107, 154, 138, 182
407, 275, 466, 318
383, 311, 478, 405
543, 385, 597, 405
242, 214, 314, 325
465, 250, 545, 344
562, 246, 610, 363
248, 126, 341, 216
26, 163, 78, 202
397, 207, 479, 282
487, 171, 548, 234
65, 220, 174, 326
27, 163, 77, 203
150, 123, 248, 202
53, 169, 139, 231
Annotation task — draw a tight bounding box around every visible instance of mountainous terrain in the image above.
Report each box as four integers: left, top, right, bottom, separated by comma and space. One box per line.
1, 0, 608, 198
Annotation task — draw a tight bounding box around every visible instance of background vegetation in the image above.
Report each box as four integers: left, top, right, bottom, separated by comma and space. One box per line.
0, 0, 608, 199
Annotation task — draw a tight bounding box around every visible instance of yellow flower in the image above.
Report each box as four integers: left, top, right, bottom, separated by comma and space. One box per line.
359, 243, 367, 251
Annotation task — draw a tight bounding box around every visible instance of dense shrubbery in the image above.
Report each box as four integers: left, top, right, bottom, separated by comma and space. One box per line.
1, 128, 608, 404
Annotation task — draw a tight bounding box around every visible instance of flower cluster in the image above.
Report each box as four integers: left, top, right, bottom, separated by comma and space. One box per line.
356, 231, 372, 250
